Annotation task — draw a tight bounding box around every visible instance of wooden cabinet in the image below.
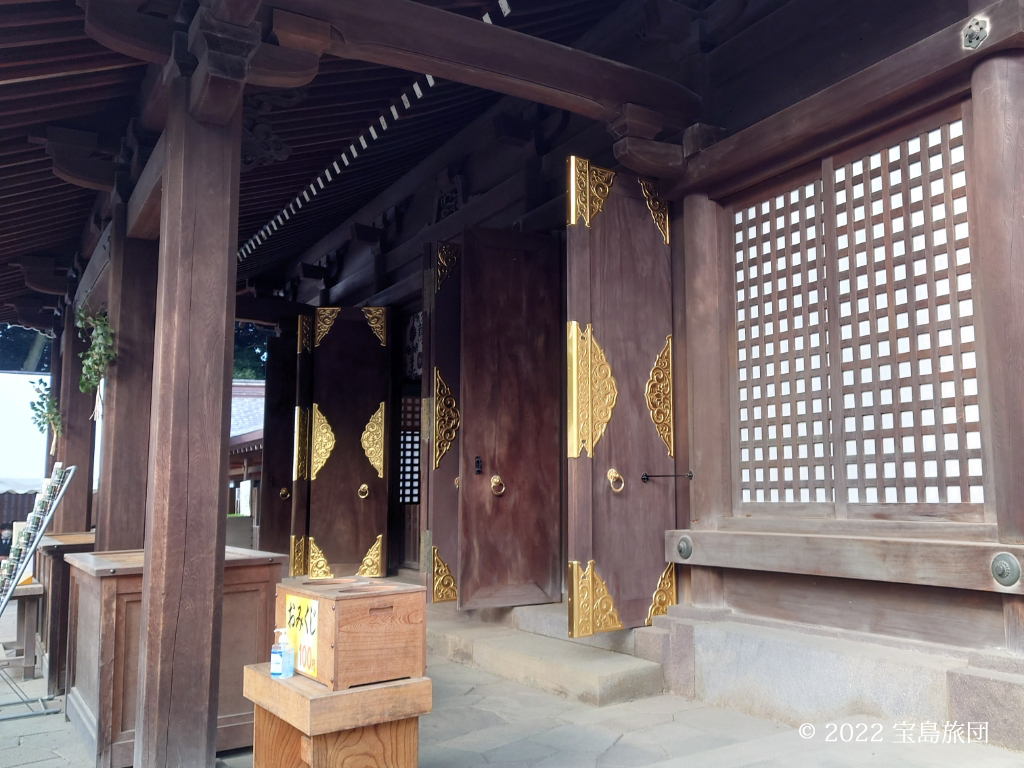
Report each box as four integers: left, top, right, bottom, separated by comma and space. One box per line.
64, 547, 285, 768
35, 532, 95, 696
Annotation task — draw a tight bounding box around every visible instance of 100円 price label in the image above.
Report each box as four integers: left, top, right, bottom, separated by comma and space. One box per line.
285, 594, 318, 677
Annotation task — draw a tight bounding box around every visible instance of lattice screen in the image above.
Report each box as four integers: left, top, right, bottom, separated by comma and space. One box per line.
832, 118, 982, 507
399, 396, 421, 504
734, 181, 834, 504
733, 114, 986, 514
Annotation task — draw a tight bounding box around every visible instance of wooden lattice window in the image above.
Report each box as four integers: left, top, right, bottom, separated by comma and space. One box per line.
734, 180, 834, 504
830, 117, 983, 512
732, 110, 986, 519
399, 396, 421, 504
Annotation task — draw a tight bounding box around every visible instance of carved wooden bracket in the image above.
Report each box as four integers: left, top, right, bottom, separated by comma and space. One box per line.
187, 8, 260, 124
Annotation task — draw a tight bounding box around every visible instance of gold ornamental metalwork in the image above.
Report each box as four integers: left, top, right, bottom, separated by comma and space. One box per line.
421, 396, 433, 445
357, 483, 369, 499
607, 468, 624, 493
567, 559, 623, 638
436, 242, 461, 291
298, 315, 313, 352
567, 155, 615, 227
289, 535, 307, 578
567, 321, 618, 459
308, 536, 333, 579
431, 546, 458, 603
315, 307, 340, 347
357, 534, 384, 577
293, 406, 310, 481
638, 178, 670, 245
645, 335, 674, 458
433, 368, 461, 469
310, 403, 335, 481
363, 306, 386, 346
645, 562, 677, 626
361, 402, 385, 478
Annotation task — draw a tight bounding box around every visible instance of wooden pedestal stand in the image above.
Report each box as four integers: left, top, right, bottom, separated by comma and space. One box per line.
243, 664, 431, 768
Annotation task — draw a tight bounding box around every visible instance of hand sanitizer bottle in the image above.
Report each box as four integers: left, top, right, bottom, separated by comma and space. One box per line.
271, 628, 294, 679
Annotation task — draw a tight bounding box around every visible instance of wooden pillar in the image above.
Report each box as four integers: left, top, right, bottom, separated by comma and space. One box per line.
256, 327, 297, 555
133, 71, 244, 766
94, 203, 158, 552
53, 307, 94, 533
46, 327, 62, 476
969, 52, 1024, 545
968, 50, 1024, 654
682, 193, 731, 607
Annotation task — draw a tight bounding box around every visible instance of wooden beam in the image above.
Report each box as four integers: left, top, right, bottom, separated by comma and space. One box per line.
665, 529, 1024, 595
126, 131, 164, 239
134, 75, 241, 767
664, 0, 1024, 198
276, 0, 699, 128
613, 136, 686, 177
94, 203, 158, 552
74, 221, 112, 311
235, 295, 314, 324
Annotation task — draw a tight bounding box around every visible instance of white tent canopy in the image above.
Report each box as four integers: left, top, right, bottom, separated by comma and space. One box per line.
0, 478, 42, 495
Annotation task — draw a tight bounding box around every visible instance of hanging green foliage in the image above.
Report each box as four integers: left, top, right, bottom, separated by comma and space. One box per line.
75, 307, 115, 394
29, 379, 61, 438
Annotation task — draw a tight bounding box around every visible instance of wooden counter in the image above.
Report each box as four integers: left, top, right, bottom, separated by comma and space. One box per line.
35, 532, 95, 696
65, 546, 286, 768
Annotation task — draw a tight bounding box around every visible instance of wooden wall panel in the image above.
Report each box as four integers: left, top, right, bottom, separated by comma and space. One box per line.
258, 329, 297, 556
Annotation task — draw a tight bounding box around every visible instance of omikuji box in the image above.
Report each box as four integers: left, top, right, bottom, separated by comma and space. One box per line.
274, 578, 426, 691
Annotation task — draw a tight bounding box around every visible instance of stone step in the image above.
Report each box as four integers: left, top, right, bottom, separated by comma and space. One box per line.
505, 601, 637, 655
426, 609, 665, 707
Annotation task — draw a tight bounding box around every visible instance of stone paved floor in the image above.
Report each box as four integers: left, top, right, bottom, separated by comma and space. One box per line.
0, 604, 1021, 767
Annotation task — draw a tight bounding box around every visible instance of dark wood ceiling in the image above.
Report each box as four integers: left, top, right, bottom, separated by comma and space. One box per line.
0, 0, 624, 327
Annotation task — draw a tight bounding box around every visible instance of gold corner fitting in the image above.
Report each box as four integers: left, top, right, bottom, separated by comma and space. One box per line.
567, 321, 618, 459
645, 335, 674, 458
363, 306, 386, 346
298, 315, 313, 353
433, 367, 461, 469
315, 307, 340, 347
567, 559, 623, 638
638, 179, 670, 245
357, 534, 384, 578
311, 403, 335, 481
308, 536, 333, 579
361, 402, 385, 478
293, 406, 310, 481
567, 156, 615, 227
289, 535, 307, 578
645, 562, 677, 626
431, 546, 458, 603
436, 242, 461, 291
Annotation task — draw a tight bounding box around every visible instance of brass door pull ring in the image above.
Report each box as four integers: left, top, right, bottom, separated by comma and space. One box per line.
491, 475, 506, 496
357, 483, 369, 499
607, 468, 625, 493
279, 487, 291, 500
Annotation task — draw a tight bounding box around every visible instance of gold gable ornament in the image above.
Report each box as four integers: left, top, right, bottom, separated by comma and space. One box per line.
567, 559, 623, 638
567, 321, 618, 458
310, 404, 335, 481
645, 562, 677, 626
433, 368, 461, 469
357, 534, 384, 578
638, 178, 670, 245
361, 402, 385, 478
645, 335, 674, 458
314, 307, 339, 347
308, 537, 333, 579
436, 242, 461, 291
567, 156, 615, 227
362, 307, 386, 346
431, 546, 458, 603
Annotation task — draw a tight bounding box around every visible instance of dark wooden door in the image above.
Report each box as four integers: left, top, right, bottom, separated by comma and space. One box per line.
423, 240, 464, 603
307, 306, 392, 573
567, 159, 676, 630
457, 228, 562, 609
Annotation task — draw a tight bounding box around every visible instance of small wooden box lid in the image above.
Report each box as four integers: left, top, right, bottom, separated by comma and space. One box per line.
66, 546, 287, 577
278, 577, 425, 602
243, 663, 432, 736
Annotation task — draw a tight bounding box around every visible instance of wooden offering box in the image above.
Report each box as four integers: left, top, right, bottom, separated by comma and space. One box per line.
65, 547, 286, 768
274, 578, 426, 691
